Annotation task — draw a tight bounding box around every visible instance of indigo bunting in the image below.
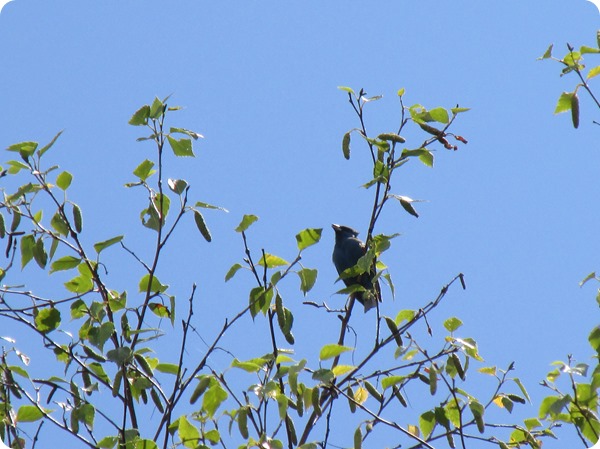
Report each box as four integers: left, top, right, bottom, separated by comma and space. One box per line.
331, 224, 381, 312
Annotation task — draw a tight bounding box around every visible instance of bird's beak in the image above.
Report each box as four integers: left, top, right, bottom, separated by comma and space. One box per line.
331, 223, 341, 231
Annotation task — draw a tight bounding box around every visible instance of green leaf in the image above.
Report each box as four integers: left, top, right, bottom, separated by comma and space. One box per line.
167, 178, 188, 195
64, 273, 94, 294
235, 214, 258, 232
51, 212, 69, 236
258, 253, 289, 268
385, 317, 402, 346
538, 43, 553, 60
469, 401, 485, 433
10, 208, 21, 232
88, 322, 115, 351
56, 171, 73, 190
193, 211, 212, 242
149, 97, 165, 118
554, 92, 574, 114
478, 366, 497, 376
458, 337, 483, 361
156, 363, 179, 375
202, 383, 228, 418
397, 87, 406, 97
354, 426, 362, 449
581, 45, 600, 54
513, 377, 531, 402
149, 302, 171, 318
204, 429, 220, 445
167, 136, 194, 157
312, 369, 334, 384
135, 440, 158, 449
589, 326, 600, 354
107, 347, 133, 365
129, 105, 150, 126
225, 263, 243, 281
389, 195, 421, 218
50, 255, 81, 273
231, 358, 264, 373
97, 436, 119, 448
74, 403, 95, 428
296, 228, 322, 250
298, 268, 318, 295
419, 410, 435, 439
133, 159, 156, 181
178, 415, 200, 449
33, 237, 47, 269
72, 204, 83, 233
429, 107, 449, 124
337, 86, 355, 94
237, 407, 249, 439
225, 263, 243, 282
35, 308, 61, 333
20, 235, 35, 269
138, 274, 168, 294
382, 375, 405, 390
319, 344, 353, 361
444, 317, 463, 332
17, 405, 47, 423
194, 201, 228, 212
395, 309, 416, 325
70, 298, 87, 319
169, 127, 204, 140
7, 141, 38, 159
342, 132, 351, 160
94, 235, 123, 254
38, 130, 64, 158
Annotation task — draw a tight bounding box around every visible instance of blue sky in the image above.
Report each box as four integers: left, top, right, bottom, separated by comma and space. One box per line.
1, 1, 599, 448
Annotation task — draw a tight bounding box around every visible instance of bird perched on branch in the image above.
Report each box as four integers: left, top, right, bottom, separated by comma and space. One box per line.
331, 224, 381, 312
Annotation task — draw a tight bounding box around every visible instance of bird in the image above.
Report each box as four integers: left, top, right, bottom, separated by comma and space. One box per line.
331, 224, 381, 312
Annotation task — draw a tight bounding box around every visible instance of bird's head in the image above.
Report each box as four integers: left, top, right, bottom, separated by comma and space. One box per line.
331, 223, 360, 239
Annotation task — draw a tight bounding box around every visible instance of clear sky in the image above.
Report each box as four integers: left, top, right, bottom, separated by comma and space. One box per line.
1, 1, 599, 448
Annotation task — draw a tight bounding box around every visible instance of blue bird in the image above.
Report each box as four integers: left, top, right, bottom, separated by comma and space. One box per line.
331, 224, 381, 312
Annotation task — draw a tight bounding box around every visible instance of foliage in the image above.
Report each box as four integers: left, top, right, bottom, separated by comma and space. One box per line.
539, 30, 600, 128
533, 29, 600, 448
0, 91, 550, 449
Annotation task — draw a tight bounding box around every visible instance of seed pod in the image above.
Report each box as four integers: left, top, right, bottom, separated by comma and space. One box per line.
571, 92, 580, 129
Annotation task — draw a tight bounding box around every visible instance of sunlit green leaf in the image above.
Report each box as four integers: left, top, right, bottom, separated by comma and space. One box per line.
296, 228, 322, 250
94, 235, 123, 254
178, 415, 200, 449
17, 405, 49, 422
235, 214, 258, 232
129, 105, 150, 126
19, 236, 33, 268
50, 255, 81, 273
319, 344, 353, 361
35, 308, 61, 333
56, 171, 73, 190
554, 91, 574, 114
51, 212, 69, 236
167, 136, 194, 157
298, 268, 317, 295
258, 253, 289, 268
202, 383, 228, 418
133, 160, 156, 181
139, 274, 168, 294
538, 44, 553, 60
